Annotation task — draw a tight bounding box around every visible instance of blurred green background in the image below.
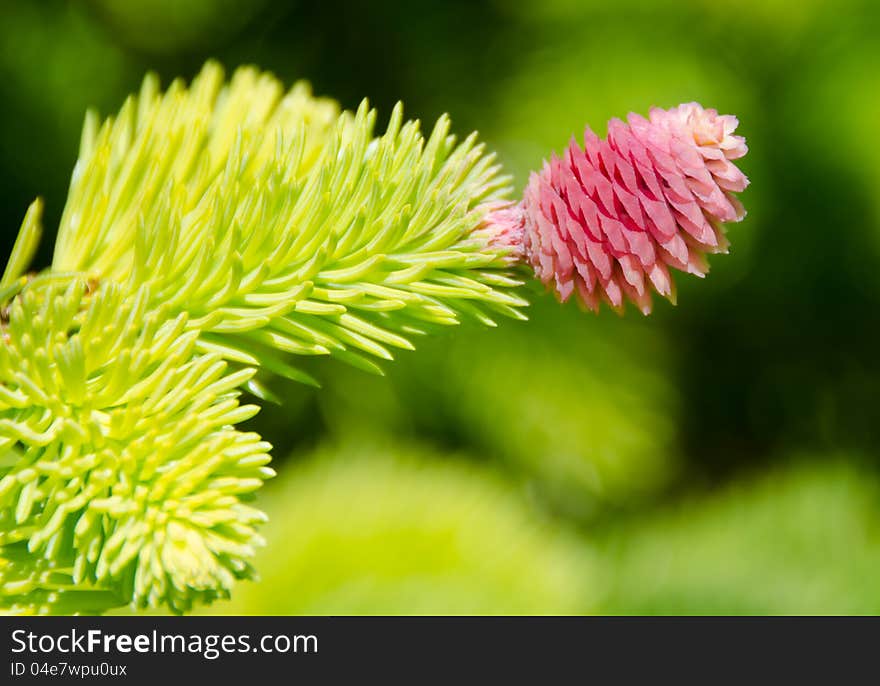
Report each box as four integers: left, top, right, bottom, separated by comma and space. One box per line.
3, 0, 880, 614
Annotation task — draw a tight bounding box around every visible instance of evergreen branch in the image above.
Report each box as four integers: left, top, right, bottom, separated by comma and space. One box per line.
0, 62, 532, 614
0, 60, 749, 615
0, 279, 273, 613
52, 62, 527, 383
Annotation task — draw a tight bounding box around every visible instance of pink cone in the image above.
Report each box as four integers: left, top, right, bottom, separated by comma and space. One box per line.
488, 103, 749, 314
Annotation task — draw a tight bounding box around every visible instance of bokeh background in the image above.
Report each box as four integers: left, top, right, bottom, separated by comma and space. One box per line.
3, 0, 880, 614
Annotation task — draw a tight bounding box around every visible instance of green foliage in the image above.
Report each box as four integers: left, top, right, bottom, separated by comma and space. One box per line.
52, 61, 526, 386
596, 459, 880, 614
784, 43, 880, 231
0, 278, 273, 613
317, 304, 679, 520
85, 0, 268, 55
405, 309, 678, 516
208, 443, 594, 615
0, 1, 137, 209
